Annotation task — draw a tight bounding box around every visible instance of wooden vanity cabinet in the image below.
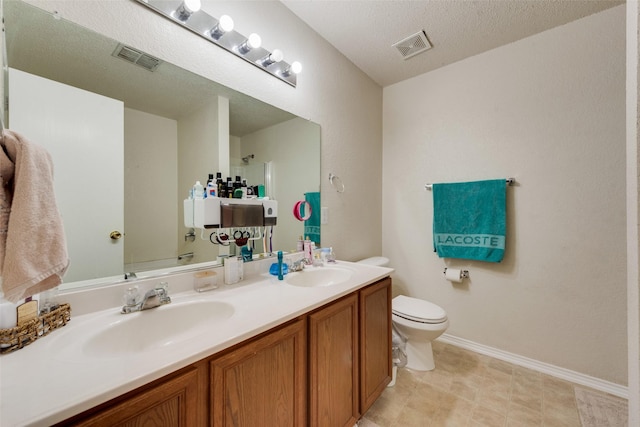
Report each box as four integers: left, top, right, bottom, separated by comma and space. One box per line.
309, 277, 392, 426
58, 362, 207, 427
209, 318, 307, 427
359, 277, 392, 414
308, 293, 359, 427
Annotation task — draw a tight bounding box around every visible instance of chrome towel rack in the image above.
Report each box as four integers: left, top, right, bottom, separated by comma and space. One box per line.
425, 178, 515, 191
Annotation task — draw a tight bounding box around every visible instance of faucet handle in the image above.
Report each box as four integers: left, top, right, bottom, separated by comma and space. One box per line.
123, 286, 140, 307
156, 282, 171, 304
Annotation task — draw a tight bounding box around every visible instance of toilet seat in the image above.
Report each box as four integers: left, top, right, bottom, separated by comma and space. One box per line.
392, 295, 447, 324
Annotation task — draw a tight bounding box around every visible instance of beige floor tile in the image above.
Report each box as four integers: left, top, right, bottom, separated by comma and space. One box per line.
470, 404, 507, 426
511, 381, 543, 412
391, 404, 435, 427
363, 343, 626, 427
507, 401, 543, 426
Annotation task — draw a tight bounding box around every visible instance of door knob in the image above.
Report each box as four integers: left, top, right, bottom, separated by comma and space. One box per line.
110, 230, 123, 240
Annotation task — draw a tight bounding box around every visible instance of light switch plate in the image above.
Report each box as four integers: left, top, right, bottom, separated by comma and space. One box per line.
321, 207, 329, 225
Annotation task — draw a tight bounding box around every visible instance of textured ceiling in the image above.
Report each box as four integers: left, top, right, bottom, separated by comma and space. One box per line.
282, 0, 624, 87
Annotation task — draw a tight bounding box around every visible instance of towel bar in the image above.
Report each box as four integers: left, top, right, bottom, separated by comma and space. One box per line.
425, 178, 515, 190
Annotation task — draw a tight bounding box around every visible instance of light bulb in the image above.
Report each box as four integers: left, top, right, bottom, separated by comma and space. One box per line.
290, 61, 302, 74
261, 49, 283, 67
283, 61, 302, 76
238, 33, 262, 54
176, 0, 200, 20
269, 49, 284, 63
211, 14, 234, 39
247, 33, 262, 49
219, 15, 234, 32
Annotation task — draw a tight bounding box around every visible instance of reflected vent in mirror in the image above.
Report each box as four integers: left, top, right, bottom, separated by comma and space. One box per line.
112, 44, 162, 72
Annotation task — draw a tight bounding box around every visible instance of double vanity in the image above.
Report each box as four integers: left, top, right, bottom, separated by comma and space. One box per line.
0, 259, 393, 426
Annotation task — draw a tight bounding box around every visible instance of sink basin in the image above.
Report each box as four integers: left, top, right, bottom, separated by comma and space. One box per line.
82, 300, 234, 357
284, 266, 353, 287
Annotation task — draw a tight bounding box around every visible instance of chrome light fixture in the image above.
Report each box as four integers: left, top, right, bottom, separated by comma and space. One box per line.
134, 0, 301, 87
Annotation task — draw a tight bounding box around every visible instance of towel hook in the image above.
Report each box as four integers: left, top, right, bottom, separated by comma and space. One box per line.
328, 173, 345, 193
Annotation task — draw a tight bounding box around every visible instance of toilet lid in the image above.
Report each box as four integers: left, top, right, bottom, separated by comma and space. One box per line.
392, 295, 447, 323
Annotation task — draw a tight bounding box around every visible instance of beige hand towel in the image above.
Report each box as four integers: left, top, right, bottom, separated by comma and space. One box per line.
0, 130, 69, 303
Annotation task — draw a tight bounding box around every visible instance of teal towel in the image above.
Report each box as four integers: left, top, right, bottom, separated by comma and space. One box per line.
304, 192, 321, 246
433, 179, 506, 262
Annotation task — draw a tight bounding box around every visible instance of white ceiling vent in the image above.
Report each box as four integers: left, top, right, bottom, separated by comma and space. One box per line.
112, 44, 162, 72
392, 31, 432, 60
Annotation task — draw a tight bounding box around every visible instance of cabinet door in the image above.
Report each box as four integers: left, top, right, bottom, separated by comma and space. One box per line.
359, 278, 392, 414
210, 319, 307, 427
309, 294, 359, 427
68, 367, 202, 427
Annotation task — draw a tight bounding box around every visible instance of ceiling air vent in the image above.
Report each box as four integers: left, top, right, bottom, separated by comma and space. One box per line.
392, 31, 432, 60
112, 44, 162, 72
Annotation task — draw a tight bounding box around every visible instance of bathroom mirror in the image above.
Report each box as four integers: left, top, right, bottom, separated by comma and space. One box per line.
4, 0, 321, 289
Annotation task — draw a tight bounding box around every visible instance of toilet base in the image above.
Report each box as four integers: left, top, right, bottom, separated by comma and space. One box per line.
405, 340, 435, 371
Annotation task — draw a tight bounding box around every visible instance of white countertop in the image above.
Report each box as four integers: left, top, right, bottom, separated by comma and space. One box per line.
0, 260, 392, 427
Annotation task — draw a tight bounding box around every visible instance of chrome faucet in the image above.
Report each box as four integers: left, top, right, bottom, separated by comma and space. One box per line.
290, 258, 306, 272
121, 283, 171, 314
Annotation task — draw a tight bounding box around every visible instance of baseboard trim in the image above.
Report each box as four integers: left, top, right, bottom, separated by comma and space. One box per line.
438, 333, 628, 399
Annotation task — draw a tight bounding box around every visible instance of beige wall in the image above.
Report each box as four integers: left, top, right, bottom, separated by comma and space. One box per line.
177, 97, 226, 264
22, 0, 384, 264
123, 108, 178, 266
383, 6, 627, 385
626, 1, 640, 422
241, 117, 321, 251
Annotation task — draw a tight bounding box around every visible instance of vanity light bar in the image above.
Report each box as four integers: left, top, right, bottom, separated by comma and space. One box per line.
133, 0, 299, 87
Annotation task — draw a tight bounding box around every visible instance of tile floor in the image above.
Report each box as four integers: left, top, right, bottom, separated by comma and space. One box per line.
362, 340, 627, 426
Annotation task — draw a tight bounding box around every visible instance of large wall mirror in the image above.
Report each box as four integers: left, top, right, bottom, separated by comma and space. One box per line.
4, 0, 321, 290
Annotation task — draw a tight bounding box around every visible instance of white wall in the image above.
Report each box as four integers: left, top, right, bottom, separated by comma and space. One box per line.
383, 6, 627, 385
124, 108, 177, 265
22, 0, 384, 264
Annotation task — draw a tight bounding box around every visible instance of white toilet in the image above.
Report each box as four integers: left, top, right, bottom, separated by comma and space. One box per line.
358, 257, 449, 371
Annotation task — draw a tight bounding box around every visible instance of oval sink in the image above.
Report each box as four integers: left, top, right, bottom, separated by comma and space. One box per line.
82, 300, 234, 357
285, 266, 353, 287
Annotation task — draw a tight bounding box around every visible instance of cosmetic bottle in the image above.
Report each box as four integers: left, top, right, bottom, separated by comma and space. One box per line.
297, 236, 304, 252
304, 237, 313, 263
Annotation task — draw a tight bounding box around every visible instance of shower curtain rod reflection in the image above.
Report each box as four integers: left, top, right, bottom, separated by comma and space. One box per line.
424, 178, 516, 190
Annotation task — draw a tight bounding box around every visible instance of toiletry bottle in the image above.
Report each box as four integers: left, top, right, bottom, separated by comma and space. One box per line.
207, 179, 217, 198
216, 172, 224, 197
206, 174, 216, 197
297, 236, 304, 252
0, 297, 17, 330
304, 236, 313, 263
226, 177, 234, 198
277, 251, 284, 280
192, 181, 204, 199
241, 179, 248, 198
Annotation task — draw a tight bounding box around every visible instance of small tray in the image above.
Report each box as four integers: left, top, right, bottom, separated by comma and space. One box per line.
0, 303, 71, 354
